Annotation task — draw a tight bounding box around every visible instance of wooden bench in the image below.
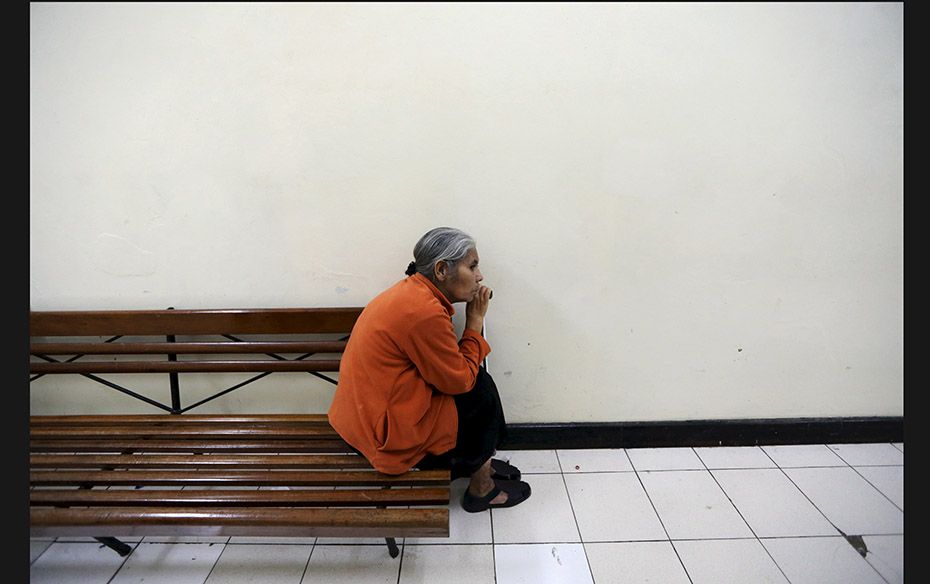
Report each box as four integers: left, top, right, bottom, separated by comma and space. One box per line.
29, 308, 450, 558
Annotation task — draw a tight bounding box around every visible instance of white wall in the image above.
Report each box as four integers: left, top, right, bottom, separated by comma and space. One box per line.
30, 2, 903, 422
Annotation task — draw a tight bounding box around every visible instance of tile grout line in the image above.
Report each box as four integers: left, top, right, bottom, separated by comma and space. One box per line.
703, 446, 793, 584
197, 540, 228, 584
848, 465, 904, 513
554, 450, 596, 584
395, 537, 405, 584
297, 538, 316, 584
628, 448, 695, 584
662, 450, 700, 584
29, 539, 55, 566
774, 447, 856, 536
489, 479, 498, 584
822, 444, 904, 469
104, 540, 143, 584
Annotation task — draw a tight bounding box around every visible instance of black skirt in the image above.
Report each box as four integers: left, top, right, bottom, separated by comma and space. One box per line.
415, 366, 508, 478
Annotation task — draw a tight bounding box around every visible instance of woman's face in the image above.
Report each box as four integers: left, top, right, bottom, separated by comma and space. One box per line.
437, 248, 484, 303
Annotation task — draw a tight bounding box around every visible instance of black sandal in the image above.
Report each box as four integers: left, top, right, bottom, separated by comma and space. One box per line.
491, 458, 521, 481
462, 479, 532, 513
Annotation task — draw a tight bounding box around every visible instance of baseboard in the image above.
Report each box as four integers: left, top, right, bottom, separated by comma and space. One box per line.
500, 416, 904, 450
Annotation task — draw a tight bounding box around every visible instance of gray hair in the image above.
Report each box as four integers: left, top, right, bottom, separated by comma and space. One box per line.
406, 227, 476, 280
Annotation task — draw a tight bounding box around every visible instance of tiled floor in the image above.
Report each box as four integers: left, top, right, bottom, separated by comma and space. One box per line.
30, 442, 904, 584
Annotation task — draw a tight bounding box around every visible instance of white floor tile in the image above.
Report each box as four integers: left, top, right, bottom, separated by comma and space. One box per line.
400, 544, 495, 584
711, 469, 837, 537
564, 472, 667, 542
495, 543, 594, 584
675, 538, 789, 584
492, 474, 580, 544
557, 448, 633, 473
638, 470, 753, 539
585, 541, 691, 584
827, 443, 904, 466
30, 542, 129, 584
302, 544, 400, 584
694, 446, 776, 469
406, 481, 492, 544
30, 539, 54, 564
206, 545, 313, 584
626, 447, 704, 471
495, 450, 562, 473
855, 465, 903, 509
862, 534, 904, 584
761, 444, 846, 467
110, 542, 225, 584
761, 536, 886, 584
784, 467, 903, 535
205, 543, 312, 584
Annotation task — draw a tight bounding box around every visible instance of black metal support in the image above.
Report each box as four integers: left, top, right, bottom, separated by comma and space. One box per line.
177, 335, 340, 412
31, 354, 174, 413
380, 485, 400, 558
222, 334, 340, 385
167, 340, 181, 413
179, 372, 274, 413
166, 307, 182, 414
29, 335, 123, 383
94, 537, 132, 556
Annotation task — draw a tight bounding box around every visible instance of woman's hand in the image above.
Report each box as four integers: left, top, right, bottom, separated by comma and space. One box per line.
465, 285, 492, 333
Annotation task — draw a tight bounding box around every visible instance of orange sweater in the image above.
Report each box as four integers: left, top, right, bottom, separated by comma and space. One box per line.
327, 273, 491, 475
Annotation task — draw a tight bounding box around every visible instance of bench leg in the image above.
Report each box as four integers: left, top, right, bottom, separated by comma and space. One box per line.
385, 537, 400, 558
379, 484, 401, 559
95, 537, 132, 557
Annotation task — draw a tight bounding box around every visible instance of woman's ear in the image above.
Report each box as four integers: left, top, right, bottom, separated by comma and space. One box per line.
433, 260, 448, 282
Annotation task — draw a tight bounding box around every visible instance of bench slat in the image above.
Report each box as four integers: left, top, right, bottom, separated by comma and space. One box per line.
31, 360, 342, 374
30, 414, 332, 425
30, 488, 449, 507
30, 308, 365, 336
31, 424, 339, 439
31, 507, 449, 538
31, 341, 348, 355
31, 439, 354, 453
31, 469, 451, 487
30, 454, 372, 469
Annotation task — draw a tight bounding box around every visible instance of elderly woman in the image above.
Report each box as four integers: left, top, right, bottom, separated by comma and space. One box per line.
328, 227, 531, 512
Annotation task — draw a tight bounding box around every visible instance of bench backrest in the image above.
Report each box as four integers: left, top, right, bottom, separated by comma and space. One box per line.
30, 307, 364, 413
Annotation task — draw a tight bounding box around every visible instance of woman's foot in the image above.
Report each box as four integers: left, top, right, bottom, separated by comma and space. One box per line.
490, 458, 521, 481
462, 478, 532, 513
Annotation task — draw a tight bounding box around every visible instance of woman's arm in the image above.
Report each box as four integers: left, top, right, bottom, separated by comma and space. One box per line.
402, 307, 491, 395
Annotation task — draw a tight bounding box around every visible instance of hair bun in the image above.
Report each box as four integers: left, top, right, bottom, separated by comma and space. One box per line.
405, 261, 417, 276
